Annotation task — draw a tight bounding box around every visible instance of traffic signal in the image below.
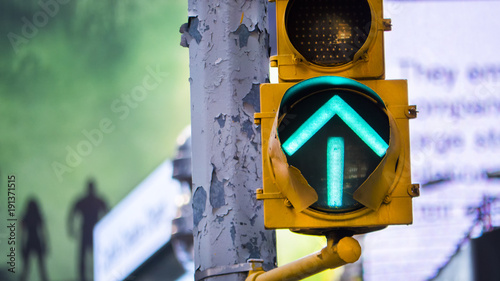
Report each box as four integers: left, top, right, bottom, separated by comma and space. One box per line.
255, 0, 418, 235
272, 0, 389, 82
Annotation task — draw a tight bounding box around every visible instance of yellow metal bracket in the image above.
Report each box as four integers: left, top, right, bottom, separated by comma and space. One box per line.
256, 188, 285, 200
408, 183, 420, 197
254, 112, 276, 125
246, 235, 361, 281
387, 105, 418, 119
382, 19, 392, 31
406, 105, 418, 119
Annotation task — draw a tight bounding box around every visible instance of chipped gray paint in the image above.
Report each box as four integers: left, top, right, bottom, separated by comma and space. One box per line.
215, 114, 226, 128
193, 186, 207, 227
232, 24, 261, 48
187, 0, 276, 280
242, 83, 261, 112
188, 17, 203, 44
241, 119, 255, 140
209, 168, 226, 209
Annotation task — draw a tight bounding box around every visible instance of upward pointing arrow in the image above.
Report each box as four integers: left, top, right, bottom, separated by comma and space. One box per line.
282, 95, 389, 157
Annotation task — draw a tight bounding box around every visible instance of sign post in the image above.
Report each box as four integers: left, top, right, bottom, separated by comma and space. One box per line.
185, 0, 277, 281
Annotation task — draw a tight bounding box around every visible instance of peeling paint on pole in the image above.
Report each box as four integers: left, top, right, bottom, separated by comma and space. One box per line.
186, 0, 276, 280
210, 169, 226, 209
193, 186, 207, 227
232, 24, 261, 48
243, 84, 261, 113
188, 17, 203, 44
215, 114, 226, 128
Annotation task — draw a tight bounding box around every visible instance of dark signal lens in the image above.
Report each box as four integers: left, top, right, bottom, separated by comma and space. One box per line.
278, 88, 389, 213
285, 0, 372, 66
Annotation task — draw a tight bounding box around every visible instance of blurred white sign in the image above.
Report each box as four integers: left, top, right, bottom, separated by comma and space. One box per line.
94, 160, 181, 281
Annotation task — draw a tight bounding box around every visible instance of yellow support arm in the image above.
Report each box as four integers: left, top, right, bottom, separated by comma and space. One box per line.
246, 236, 361, 281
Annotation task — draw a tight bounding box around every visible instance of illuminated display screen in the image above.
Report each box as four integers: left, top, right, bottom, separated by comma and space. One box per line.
93, 161, 181, 281
362, 1, 500, 280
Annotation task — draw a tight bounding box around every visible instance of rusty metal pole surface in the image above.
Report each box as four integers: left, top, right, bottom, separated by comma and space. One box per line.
246, 237, 361, 281
186, 1, 276, 281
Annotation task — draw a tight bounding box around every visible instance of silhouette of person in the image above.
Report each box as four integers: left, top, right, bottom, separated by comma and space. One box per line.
68, 179, 108, 281
20, 198, 49, 281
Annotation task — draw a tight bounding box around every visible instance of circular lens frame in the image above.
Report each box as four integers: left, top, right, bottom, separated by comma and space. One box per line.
277, 78, 390, 214
285, 0, 372, 66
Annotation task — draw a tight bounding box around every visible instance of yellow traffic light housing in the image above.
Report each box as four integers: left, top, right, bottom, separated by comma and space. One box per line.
256, 0, 417, 235
256, 78, 417, 235
273, 0, 388, 82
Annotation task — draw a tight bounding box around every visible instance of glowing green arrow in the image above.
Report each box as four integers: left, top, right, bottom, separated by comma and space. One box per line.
327, 137, 344, 207
282, 95, 389, 208
282, 95, 388, 157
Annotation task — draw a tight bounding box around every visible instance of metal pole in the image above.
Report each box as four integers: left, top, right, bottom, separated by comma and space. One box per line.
185, 1, 276, 281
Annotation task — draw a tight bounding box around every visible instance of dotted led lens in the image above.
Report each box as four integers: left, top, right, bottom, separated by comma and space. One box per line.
285, 0, 371, 66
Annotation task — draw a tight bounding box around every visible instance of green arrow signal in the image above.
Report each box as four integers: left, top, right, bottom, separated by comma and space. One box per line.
282, 95, 388, 157
327, 137, 344, 207
282, 95, 389, 209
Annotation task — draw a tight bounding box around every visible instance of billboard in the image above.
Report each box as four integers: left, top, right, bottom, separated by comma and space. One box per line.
362, 1, 500, 280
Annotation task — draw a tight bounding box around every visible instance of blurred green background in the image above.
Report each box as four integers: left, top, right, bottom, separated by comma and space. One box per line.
0, 1, 190, 280
0, 1, 346, 281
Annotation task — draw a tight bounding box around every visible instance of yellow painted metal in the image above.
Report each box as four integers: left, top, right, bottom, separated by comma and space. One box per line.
276, 230, 340, 281
267, 113, 318, 212
257, 79, 415, 234
273, 0, 386, 82
246, 236, 361, 281
352, 98, 401, 211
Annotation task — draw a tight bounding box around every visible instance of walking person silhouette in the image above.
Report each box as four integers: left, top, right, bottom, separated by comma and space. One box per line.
68, 179, 108, 281
20, 198, 49, 281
